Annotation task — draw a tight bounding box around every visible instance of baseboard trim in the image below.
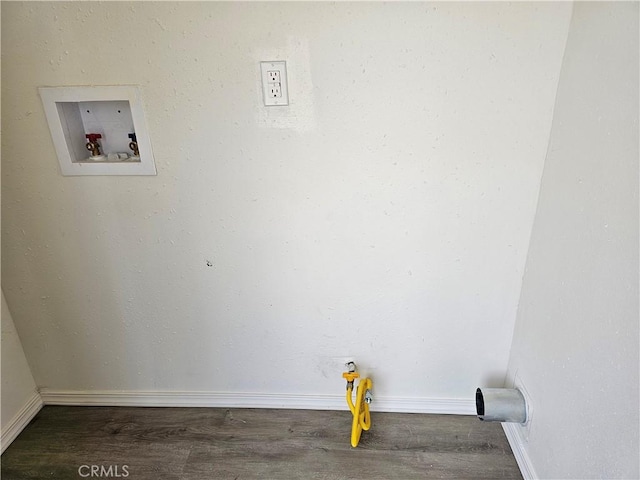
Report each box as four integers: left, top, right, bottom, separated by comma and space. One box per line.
39, 389, 475, 415
502, 422, 537, 480
1, 389, 43, 454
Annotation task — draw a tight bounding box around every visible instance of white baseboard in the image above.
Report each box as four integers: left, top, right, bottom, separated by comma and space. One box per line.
1, 389, 43, 454
39, 389, 475, 415
502, 422, 537, 480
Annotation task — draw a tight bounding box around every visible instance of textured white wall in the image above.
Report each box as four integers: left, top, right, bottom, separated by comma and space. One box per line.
2, 2, 571, 401
506, 3, 639, 478
1, 292, 38, 434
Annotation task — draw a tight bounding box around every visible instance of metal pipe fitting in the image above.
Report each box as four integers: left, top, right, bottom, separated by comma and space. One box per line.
476, 387, 527, 423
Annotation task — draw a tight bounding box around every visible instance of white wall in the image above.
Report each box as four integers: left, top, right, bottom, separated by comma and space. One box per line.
1, 292, 39, 449
506, 3, 639, 479
2, 2, 571, 403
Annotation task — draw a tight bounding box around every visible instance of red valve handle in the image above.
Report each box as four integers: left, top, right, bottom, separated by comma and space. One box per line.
85, 133, 102, 142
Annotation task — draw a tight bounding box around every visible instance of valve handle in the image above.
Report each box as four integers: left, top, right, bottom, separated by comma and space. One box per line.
342, 371, 360, 382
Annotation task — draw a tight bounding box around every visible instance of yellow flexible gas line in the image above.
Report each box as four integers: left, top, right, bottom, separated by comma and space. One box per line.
346, 387, 356, 415
342, 366, 373, 447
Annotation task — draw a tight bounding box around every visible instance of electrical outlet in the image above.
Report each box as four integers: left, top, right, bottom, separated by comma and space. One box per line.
267, 70, 281, 83
269, 84, 282, 98
260, 61, 289, 106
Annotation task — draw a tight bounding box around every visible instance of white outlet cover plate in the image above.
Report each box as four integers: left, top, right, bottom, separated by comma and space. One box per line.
260, 61, 289, 106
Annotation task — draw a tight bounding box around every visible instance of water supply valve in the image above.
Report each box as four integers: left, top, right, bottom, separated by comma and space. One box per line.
128, 133, 139, 157
85, 133, 103, 157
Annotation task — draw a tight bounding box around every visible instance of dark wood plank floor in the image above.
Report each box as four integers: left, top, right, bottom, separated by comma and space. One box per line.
2, 406, 522, 479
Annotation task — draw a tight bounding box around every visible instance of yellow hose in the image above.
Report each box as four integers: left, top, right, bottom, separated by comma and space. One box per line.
346, 386, 356, 415
347, 377, 372, 447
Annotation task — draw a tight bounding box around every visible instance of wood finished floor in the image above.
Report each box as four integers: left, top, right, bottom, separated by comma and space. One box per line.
2, 406, 522, 480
